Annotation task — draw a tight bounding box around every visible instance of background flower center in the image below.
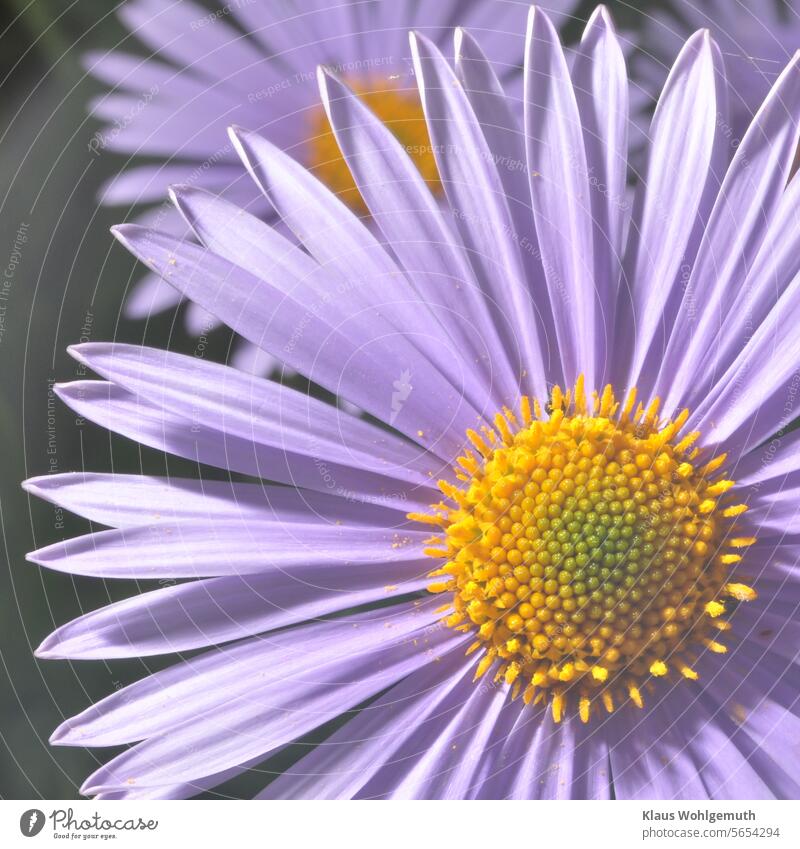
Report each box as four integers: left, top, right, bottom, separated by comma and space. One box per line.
306, 76, 441, 214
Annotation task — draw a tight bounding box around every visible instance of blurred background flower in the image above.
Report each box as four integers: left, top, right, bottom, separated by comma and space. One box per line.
86, 0, 558, 375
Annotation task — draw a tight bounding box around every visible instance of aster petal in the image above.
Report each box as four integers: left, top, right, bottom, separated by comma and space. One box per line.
692, 691, 800, 798
117, 0, 265, 92
227, 126, 468, 376
358, 670, 512, 799
91, 750, 279, 800
56, 601, 442, 746
453, 27, 558, 386
88, 92, 242, 160
53, 381, 434, 510
664, 689, 776, 799
524, 7, 599, 388
121, 210, 190, 319
100, 164, 245, 206
35, 559, 429, 659
411, 29, 547, 400
607, 692, 710, 799
741, 490, 800, 537
726, 573, 800, 665
616, 29, 727, 395
474, 708, 612, 799
232, 0, 366, 67
70, 602, 457, 791
259, 651, 476, 799
168, 184, 485, 408
82, 50, 181, 97
316, 67, 520, 409
27, 518, 428, 579
123, 271, 183, 319
733, 426, 800, 490
111, 224, 478, 458
703, 173, 800, 384
68, 343, 436, 485
658, 50, 800, 414
690, 272, 800, 457
571, 5, 629, 374
228, 340, 278, 377
183, 300, 221, 336
22, 473, 405, 530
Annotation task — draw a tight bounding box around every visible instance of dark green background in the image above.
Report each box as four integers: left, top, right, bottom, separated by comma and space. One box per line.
0, 0, 694, 799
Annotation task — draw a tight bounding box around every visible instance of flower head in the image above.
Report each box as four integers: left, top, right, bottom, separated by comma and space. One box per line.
29, 6, 800, 799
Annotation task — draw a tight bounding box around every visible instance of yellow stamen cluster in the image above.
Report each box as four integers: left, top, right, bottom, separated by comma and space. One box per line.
307, 77, 441, 214
411, 380, 757, 724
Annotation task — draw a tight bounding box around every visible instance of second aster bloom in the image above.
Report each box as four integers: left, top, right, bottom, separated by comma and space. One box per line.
87, 0, 566, 371
28, 6, 800, 798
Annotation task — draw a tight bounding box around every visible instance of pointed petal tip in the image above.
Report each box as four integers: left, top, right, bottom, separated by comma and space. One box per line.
167, 182, 192, 198
35, 634, 60, 660
52, 381, 75, 399
110, 222, 142, 245
66, 343, 91, 364
526, 5, 557, 42
586, 4, 612, 27
20, 476, 41, 494
316, 63, 337, 83
168, 182, 211, 214
227, 123, 251, 143
80, 777, 105, 797
226, 124, 247, 153
316, 65, 347, 102
408, 29, 436, 55
227, 124, 258, 167
49, 723, 70, 746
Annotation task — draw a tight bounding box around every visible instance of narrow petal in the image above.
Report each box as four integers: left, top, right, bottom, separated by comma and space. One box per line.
53, 381, 434, 510
111, 224, 478, 459
658, 51, 800, 414
69, 342, 435, 485
28, 518, 428, 579
259, 652, 476, 799
607, 692, 710, 799
411, 29, 547, 400
316, 66, 520, 409
227, 125, 473, 397
35, 561, 429, 659
22, 473, 406, 529
571, 5, 629, 379
690, 271, 800, 457
524, 7, 599, 388
616, 29, 727, 395
454, 26, 558, 384
73, 603, 458, 792
703, 172, 800, 384
359, 670, 512, 799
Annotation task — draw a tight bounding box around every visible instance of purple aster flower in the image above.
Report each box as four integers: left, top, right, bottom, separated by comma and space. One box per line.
88, 0, 576, 373
631, 0, 800, 150
28, 5, 800, 799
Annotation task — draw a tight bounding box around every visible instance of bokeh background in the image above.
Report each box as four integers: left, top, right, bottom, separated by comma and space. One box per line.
0, 0, 730, 799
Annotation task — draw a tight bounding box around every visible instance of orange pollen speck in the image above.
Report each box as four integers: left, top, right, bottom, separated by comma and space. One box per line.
409, 378, 757, 725
306, 76, 441, 214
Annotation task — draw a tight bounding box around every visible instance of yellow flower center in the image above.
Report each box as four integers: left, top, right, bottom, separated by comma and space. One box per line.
306, 76, 441, 214
411, 379, 757, 724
